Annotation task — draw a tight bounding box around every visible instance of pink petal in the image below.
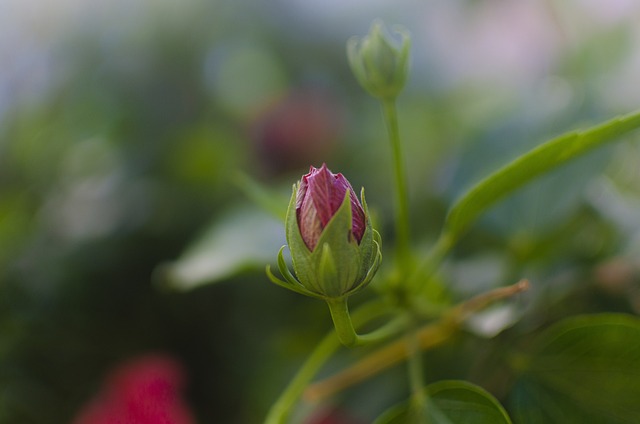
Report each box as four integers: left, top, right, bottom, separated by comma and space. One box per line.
296, 164, 366, 250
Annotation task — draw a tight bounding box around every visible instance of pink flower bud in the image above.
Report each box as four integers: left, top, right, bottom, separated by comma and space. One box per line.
296, 164, 365, 251
268, 163, 381, 298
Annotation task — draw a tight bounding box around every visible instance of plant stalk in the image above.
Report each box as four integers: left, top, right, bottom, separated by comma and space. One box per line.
381, 99, 411, 267
407, 317, 428, 421
327, 297, 409, 347
264, 300, 404, 423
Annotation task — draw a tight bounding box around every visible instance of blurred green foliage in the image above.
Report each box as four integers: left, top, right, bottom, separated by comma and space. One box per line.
1, 1, 640, 423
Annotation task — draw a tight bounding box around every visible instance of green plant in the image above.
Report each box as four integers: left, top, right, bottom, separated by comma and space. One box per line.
261, 21, 640, 424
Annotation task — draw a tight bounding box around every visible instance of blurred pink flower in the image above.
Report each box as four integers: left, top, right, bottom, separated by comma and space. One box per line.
73, 354, 195, 424
252, 87, 343, 174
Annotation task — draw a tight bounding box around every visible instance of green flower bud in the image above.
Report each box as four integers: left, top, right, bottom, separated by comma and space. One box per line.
347, 20, 411, 100
267, 164, 382, 299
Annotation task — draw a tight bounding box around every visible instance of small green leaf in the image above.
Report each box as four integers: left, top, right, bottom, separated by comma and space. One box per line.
375, 380, 512, 424
510, 314, 640, 424
444, 111, 640, 241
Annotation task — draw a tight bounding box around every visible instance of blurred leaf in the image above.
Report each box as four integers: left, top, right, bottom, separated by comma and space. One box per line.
168, 124, 245, 192
444, 111, 640, 242
0, 192, 33, 268
209, 41, 287, 119
234, 172, 288, 221
158, 205, 285, 290
375, 380, 512, 424
510, 314, 640, 424
587, 177, 640, 235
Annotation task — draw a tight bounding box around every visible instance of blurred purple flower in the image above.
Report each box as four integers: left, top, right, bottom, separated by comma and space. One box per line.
252, 88, 343, 174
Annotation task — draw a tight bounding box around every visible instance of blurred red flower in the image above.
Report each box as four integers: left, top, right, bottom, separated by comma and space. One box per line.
73, 354, 195, 424
252, 87, 343, 174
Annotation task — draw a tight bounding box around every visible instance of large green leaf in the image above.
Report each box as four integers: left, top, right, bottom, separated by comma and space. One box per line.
375, 380, 512, 424
510, 314, 640, 424
157, 205, 285, 290
444, 111, 640, 241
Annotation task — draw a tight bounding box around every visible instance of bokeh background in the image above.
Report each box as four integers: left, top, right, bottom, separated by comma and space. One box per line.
1, 0, 640, 422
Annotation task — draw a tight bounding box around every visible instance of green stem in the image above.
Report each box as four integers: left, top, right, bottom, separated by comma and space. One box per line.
264, 330, 339, 424
264, 300, 403, 424
407, 317, 427, 422
381, 99, 411, 265
327, 297, 408, 347
327, 298, 359, 346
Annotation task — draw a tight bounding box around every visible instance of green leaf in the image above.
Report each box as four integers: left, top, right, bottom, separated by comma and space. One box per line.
375, 380, 512, 424
156, 205, 284, 290
510, 314, 640, 424
234, 171, 288, 221
444, 111, 640, 241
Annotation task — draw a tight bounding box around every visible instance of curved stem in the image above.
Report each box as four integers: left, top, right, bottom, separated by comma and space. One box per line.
381, 99, 411, 266
327, 297, 409, 347
264, 300, 404, 424
327, 298, 358, 346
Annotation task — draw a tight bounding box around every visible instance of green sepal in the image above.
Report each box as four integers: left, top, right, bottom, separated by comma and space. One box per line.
353, 229, 382, 292
285, 183, 325, 295
355, 188, 379, 282
265, 265, 299, 292
318, 243, 339, 294
276, 245, 300, 286
309, 191, 361, 296
265, 246, 323, 299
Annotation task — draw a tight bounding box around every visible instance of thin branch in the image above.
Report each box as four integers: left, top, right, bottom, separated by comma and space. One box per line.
304, 279, 530, 402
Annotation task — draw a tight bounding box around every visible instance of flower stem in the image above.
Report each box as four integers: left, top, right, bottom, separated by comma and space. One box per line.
264, 300, 401, 424
264, 329, 339, 424
407, 316, 427, 421
381, 99, 411, 266
327, 297, 409, 347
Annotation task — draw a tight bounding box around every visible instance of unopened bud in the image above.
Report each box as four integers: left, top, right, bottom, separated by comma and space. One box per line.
267, 164, 382, 299
347, 20, 410, 100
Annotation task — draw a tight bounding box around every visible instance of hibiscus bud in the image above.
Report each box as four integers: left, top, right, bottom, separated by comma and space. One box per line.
296, 164, 365, 251
267, 164, 381, 299
347, 20, 410, 100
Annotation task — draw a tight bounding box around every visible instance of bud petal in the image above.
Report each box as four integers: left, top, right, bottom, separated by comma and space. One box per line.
296, 164, 365, 251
